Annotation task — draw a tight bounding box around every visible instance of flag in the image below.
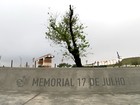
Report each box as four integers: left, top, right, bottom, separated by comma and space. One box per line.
117, 52, 120, 59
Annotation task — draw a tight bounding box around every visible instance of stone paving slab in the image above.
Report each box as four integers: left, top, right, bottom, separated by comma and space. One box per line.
0, 91, 140, 105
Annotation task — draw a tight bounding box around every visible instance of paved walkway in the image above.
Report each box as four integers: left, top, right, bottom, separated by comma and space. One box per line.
0, 91, 140, 105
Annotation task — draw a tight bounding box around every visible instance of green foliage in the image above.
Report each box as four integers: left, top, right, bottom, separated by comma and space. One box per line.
45, 5, 89, 59
121, 57, 140, 66
57, 63, 72, 68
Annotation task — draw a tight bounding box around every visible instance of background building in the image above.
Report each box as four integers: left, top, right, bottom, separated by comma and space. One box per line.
36, 54, 54, 68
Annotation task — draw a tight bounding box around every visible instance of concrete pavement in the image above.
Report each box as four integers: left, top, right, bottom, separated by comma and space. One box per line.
0, 91, 140, 105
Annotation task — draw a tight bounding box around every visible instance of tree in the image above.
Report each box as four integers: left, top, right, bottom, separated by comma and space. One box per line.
46, 5, 90, 67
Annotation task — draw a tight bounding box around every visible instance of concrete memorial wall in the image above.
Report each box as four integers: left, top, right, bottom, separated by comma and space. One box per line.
0, 67, 140, 93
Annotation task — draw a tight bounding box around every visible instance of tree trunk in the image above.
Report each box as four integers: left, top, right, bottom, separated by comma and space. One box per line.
68, 5, 83, 67
73, 53, 82, 67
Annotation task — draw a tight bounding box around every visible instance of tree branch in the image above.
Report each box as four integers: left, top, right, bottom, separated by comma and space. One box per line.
69, 5, 77, 49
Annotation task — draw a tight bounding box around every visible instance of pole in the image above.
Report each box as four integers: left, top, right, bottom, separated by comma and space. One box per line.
32, 58, 35, 68
11, 60, 13, 68
34, 61, 36, 68
19, 57, 22, 67
26, 62, 28, 68
0, 56, 1, 67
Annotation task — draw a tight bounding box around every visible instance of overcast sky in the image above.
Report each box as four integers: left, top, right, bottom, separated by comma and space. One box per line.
0, 0, 140, 67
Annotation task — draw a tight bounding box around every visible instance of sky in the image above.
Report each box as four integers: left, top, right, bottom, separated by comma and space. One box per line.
0, 0, 140, 67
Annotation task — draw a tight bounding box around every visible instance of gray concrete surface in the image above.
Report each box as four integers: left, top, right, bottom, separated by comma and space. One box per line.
1, 67, 140, 105
0, 91, 140, 105
1, 67, 140, 93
